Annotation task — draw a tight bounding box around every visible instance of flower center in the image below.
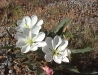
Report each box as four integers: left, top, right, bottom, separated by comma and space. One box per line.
52, 50, 58, 56
25, 24, 29, 28
26, 38, 34, 45
25, 19, 30, 28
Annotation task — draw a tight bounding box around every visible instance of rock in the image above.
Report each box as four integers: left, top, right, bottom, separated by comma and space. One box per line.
9, 69, 13, 73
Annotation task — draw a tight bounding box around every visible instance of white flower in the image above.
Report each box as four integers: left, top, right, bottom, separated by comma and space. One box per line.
42, 36, 71, 64
16, 15, 43, 34
15, 29, 46, 53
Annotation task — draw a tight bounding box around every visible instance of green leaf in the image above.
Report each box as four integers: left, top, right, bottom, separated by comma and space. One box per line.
82, 71, 98, 74
68, 67, 80, 73
53, 18, 70, 34
63, 65, 98, 74
34, 48, 44, 56
69, 67, 98, 74
71, 47, 94, 54
36, 67, 45, 75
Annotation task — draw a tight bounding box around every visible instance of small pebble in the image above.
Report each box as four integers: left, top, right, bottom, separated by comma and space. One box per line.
2, 69, 5, 72
0, 65, 4, 69
9, 57, 12, 61
0, 33, 5, 38
9, 69, 13, 73
0, 50, 2, 54
8, 61, 12, 66
4, 61, 8, 66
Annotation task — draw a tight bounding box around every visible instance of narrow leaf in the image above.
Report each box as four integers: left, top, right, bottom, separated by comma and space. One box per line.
71, 47, 94, 54
69, 67, 98, 74
69, 67, 80, 73
54, 18, 70, 34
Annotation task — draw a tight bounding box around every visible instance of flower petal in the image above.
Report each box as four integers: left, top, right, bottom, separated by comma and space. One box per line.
59, 50, 68, 58
17, 20, 22, 25
36, 19, 43, 26
35, 32, 45, 41
16, 25, 28, 32
58, 40, 68, 52
42, 45, 52, 53
53, 55, 62, 64
44, 53, 53, 62
30, 44, 38, 51
22, 28, 30, 36
52, 36, 62, 49
62, 56, 69, 63
31, 15, 38, 26
16, 39, 26, 47
67, 49, 71, 54
45, 37, 53, 50
15, 32, 25, 40
31, 33, 37, 39
31, 25, 41, 34
21, 45, 30, 53
22, 16, 31, 28
16, 20, 23, 32
15, 26, 21, 32
62, 48, 71, 56
37, 41, 47, 47
64, 40, 68, 48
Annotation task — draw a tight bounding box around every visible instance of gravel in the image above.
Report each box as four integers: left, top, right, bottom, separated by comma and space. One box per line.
0, 0, 98, 75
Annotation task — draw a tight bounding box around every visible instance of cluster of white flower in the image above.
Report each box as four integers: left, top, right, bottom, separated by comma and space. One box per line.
15, 15, 46, 53
15, 15, 71, 64
42, 36, 71, 64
